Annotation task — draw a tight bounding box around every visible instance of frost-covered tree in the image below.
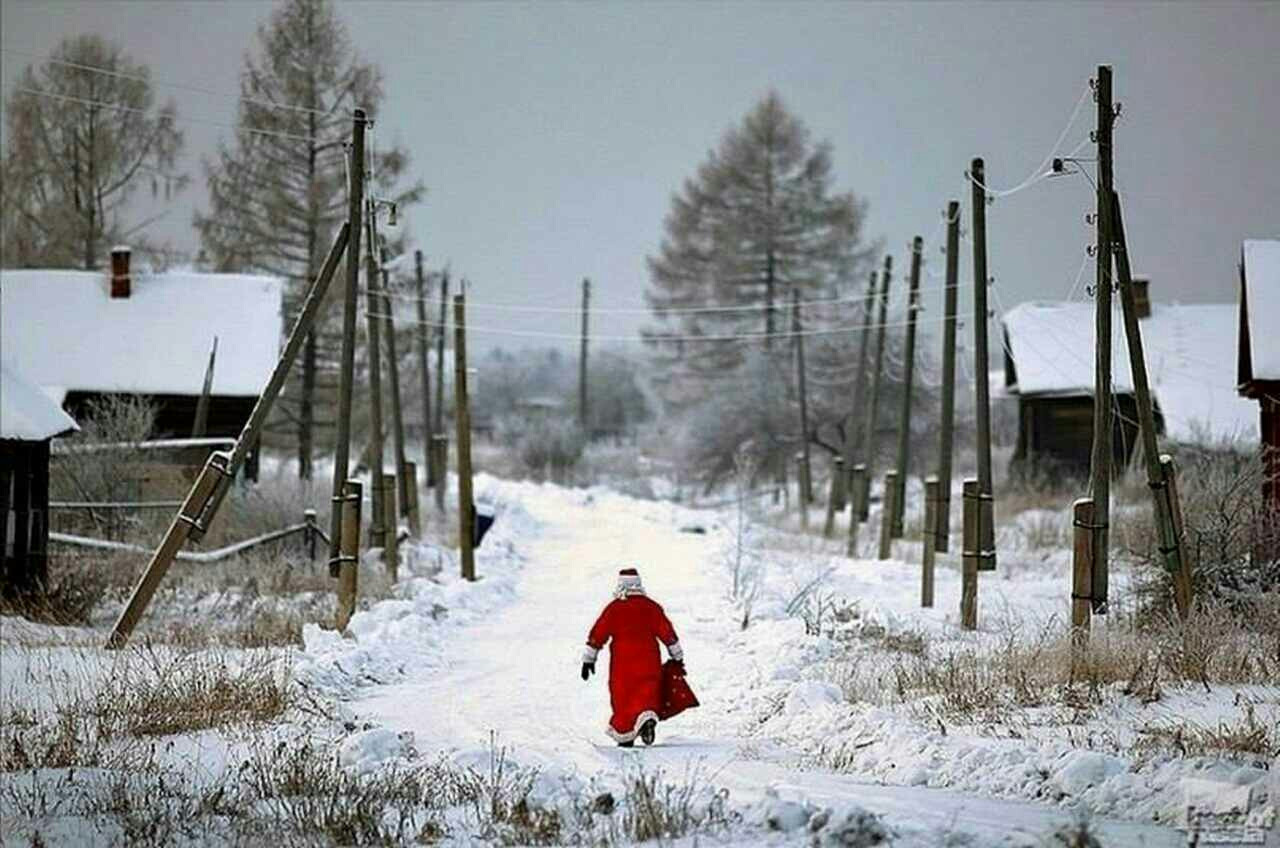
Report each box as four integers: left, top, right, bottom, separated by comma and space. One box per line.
1, 35, 186, 269
195, 0, 423, 478
644, 91, 876, 484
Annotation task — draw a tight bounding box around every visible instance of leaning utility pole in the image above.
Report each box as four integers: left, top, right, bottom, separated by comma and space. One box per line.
363, 207, 387, 553
579, 277, 590, 435
891, 236, 923, 538
842, 270, 879, 498
860, 255, 893, 522
793, 289, 813, 508
454, 291, 476, 582
414, 251, 433, 491
1088, 64, 1115, 612
970, 158, 996, 571
379, 244, 410, 535
935, 201, 961, 552
329, 109, 366, 573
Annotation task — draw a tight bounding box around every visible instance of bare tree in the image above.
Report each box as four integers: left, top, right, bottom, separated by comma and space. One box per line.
1, 35, 186, 269
195, 0, 423, 479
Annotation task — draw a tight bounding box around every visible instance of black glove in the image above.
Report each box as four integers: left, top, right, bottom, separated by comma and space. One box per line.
581, 662, 595, 681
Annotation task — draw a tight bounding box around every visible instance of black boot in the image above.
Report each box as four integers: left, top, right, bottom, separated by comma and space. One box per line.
639, 719, 656, 746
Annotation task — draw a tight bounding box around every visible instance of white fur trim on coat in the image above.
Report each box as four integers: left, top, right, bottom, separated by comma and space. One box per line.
666, 640, 684, 662
613, 572, 645, 599
582, 644, 600, 664
606, 710, 659, 743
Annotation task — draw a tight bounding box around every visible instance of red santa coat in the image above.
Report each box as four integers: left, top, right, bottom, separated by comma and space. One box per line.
585, 594, 682, 742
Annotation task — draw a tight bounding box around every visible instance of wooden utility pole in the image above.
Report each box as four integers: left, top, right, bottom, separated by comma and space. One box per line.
891, 236, 923, 538
379, 245, 410, 539
961, 478, 979, 629
1111, 190, 1191, 616
922, 476, 938, 607
434, 271, 449, 470
861, 256, 893, 521
191, 336, 217, 437
1088, 65, 1115, 612
580, 277, 590, 435
1071, 497, 1094, 661
878, 470, 897, 560
793, 289, 813, 507
335, 479, 361, 631
936, 201, 961, 553
363, 209, 387, 554
414, 251, 434, 494
843, 271, 879, 495
330, 109, 367, 574
847, 463, 866, 557
106, 223, 350, 648
454, 292, 476, 581
969, 158, 996, 572
823, 457, 843, 538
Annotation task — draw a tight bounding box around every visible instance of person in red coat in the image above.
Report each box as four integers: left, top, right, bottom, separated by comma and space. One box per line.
581, 568, 684, 746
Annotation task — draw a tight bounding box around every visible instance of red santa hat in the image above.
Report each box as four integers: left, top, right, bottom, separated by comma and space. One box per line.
614, 567, 645, 598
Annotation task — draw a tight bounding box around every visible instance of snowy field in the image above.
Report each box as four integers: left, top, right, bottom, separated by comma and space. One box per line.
2, 471, 1277, 846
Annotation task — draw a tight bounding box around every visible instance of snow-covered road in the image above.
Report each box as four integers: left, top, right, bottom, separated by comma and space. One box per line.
351, 485, 1184, 846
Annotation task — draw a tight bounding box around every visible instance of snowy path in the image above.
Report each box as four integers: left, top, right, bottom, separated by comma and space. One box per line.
354, 489, 1183, 846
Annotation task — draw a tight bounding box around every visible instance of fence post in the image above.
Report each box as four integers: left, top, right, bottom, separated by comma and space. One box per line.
336, 479, 362, 631
961, 478, 979, 630
432, 435, 448, 513
823, 458, 843, 539
1160, 455, 1192, 616
381, 474, 399, 582
1071, 497, 1094, 670
404, 461, 421, 538
922, 476, 938, 607
304, 508, 317, 562
847, 464, 866, 558
878, 470, 897, 560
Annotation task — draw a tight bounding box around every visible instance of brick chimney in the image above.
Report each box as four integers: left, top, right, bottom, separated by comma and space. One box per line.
1132, 277, 1151, 319
110, 246, 131, 299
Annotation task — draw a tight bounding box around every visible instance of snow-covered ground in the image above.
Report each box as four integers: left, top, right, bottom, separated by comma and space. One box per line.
4, 473, 1277, 845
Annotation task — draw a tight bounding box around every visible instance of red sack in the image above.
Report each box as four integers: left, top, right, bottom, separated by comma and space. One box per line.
657, 659, 700, 720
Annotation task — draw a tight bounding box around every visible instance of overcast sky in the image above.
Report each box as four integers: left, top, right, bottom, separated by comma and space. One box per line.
2, 0, 1276, 353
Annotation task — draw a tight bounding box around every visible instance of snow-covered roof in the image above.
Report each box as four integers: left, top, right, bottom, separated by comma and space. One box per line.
1002, 301, 1257, 443
0, 362, 79, 441
1240, 239, 1280, 382
0, 269, 284, 401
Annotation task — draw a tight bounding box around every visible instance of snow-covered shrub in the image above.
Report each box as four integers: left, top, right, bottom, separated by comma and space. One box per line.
497, 416, 586, 482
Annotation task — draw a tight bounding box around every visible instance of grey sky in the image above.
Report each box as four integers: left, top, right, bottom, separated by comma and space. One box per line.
3, 0, 1277, 354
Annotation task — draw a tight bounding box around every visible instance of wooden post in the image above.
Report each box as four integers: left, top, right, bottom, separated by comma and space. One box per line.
795, 453, 810, 530
793, 290, 813, 506
970, 158, 997, 572
823, 457, 843, 538
1161, 455, 1193, 617
454, 293, 476, 581
843, 271, 878, 503
335, 479, 361, 631
363, 208, 387, 553
378, 246, 411, 534
936, 201, 961, 552
1111, 191, 1189, 618
304, 508, 317, 561
191, 336, 217, 437
434, 270, 449, 452
1088, 64, 1115, 612
1071, 497, 1094, 661
861, 257, 893, 522
922, 476, 938, 607
432, 435, 447, 512
847, 464, 866, 557
403, 460, 421, 537
878, 470, 897, 560
580, 277, 590, 434
414, 251, 434, 491
107, 223, 350, 648
330, 109, 367, 572
380, 474, 398, 582
961, 478, 979, 630
892, 236, 923, 538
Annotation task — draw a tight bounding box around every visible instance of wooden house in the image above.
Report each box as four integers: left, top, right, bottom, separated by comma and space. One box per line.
1237, 239, 1280, 511
1, 363, 79, 596
0, 247, 283, 478
1002, 282, 1256, 476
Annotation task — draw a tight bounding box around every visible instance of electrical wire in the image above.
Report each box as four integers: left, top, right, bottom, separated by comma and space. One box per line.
965, 86, 1092, 199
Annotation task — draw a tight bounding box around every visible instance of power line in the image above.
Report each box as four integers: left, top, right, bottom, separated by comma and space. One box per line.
9, 86, 316, 144
964, 85, 1092, 199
